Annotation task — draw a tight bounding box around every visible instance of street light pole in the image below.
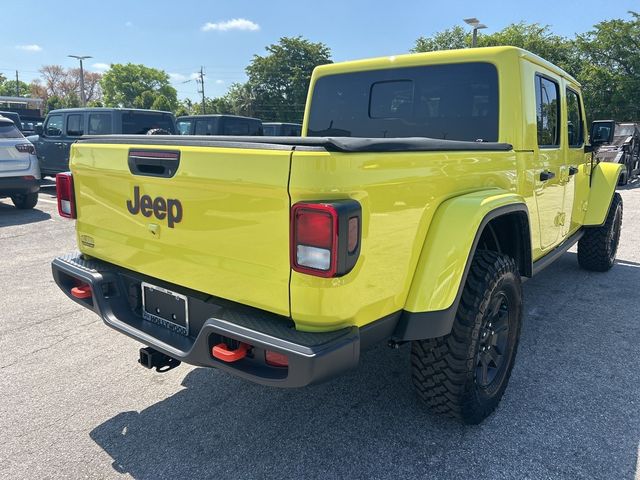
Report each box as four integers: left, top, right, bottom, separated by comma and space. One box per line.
68, 55, 92, 106
463, 18, 487, 47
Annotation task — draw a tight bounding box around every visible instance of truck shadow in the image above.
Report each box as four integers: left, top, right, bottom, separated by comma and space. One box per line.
0, 201, 51, 227
89, 253, 640, 480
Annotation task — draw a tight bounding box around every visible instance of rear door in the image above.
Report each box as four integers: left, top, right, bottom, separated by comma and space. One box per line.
71, 141, 293, 316
564, 87, 589, 234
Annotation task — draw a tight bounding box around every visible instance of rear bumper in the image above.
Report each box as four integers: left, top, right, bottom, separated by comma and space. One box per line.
51, 253, 398, 387
0, 176, 40, 196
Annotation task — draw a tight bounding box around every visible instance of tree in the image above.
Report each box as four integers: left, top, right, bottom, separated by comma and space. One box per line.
576, 12, 640, 121
0, 79, 31, 97
37, 65, 102, 104
151, 94, 173, 112
413, 26, 470, 52
410, 14, 640, 121
245, 36, 332, 122
101, 63, 177, 110
46, 95, 64, 112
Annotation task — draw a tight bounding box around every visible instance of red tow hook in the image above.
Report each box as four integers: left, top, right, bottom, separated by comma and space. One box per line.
71, 283, 92, 299
212, 342, 250, 362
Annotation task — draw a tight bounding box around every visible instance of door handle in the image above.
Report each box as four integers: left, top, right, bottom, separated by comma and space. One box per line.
569, 166, 579, 176
540, 170, 556, 182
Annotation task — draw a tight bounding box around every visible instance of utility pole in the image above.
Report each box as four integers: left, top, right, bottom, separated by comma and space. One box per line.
463, 18, 487, 47
197, 66, 206, 114
68, 55, 92, 106
15, 71, 19, 96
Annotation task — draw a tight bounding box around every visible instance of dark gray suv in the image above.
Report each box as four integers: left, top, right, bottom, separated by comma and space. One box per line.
31, 108, 177, 176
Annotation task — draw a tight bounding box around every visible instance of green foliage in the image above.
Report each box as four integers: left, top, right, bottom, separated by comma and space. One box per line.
411, 12, 640, 122
101, 63, 178, 110
151, 95, 173, 112
245, 36, 332, 122
0, 79, 31, 97
46, 95, 64, 112
413, 26, 470, 52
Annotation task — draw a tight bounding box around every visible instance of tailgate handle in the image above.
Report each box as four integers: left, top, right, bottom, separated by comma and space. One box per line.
128, 150, 180, 178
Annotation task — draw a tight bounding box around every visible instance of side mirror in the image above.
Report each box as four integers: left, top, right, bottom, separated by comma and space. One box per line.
589, 120, 615, 146
35, 124, 43, 136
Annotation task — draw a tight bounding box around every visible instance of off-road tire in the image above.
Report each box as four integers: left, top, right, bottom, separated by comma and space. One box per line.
577, 192, 622, 272
411, 250, 523, 424
11, 192, 38, 209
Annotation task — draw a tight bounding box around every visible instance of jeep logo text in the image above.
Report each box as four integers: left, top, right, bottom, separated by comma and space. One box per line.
126, 186, 183, 228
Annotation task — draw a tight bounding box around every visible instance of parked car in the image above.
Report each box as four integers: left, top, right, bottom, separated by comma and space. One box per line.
177, 115, 263, 136
593, 121, 640, 185
263, 122, 302, 136
0, 111, 23, 131
0, 116, 40, 209
52, 46, 622, 425
30, 108, 177, 176
20, 120, 41, 136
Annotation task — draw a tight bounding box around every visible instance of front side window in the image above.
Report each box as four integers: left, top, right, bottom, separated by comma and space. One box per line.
45, 114, 63, 137
177, 120, 192, 135
88, 113, 111, 134
66, 114, 84, 136
566, 89, 584, 147
535, 75, 560, 147
307, 62, 499, 141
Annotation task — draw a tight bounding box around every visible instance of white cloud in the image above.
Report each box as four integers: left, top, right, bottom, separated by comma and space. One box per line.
215, 79, 225, 85
125, 21, 133, 27
91, 63, 110, 72
190, 72, 200, 80
201, 18, 259, 32
16, 44, 42, 52
169, 72, 187, 82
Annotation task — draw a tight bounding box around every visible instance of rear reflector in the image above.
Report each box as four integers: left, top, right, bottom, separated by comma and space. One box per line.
56, 172, 76, 219
265, 350, 288, 368
291, 200, 362, 277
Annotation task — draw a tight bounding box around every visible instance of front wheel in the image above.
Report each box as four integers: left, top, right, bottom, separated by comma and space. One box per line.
577, 193, 622, 272
11, 192, 39, 209
411, 250, 523, 424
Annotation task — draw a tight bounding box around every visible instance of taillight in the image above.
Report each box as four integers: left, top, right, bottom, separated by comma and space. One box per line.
56, 172, 76, 219
15, 143, 35, 154
291, 200, 361, 277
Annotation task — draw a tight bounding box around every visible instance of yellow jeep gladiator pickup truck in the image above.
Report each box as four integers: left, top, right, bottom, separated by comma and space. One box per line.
52, 47, 622, 424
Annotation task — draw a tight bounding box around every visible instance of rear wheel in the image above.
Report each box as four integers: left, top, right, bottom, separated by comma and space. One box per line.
11, 192, 38, 209
577, 193, 622, 272
411, 250, 523, 424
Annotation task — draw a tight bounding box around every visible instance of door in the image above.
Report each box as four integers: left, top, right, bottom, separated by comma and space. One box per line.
564, 87, 589, 235
533, 74, 565, 250
36, 113, 65, 175
63, 112, 86, 167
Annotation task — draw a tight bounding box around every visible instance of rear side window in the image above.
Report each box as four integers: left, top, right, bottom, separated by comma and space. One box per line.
263, 125, 277, 136
223, 118, 251, 135
566, 89, 584, 147
45, 114, 63, 136
307, 62, 499, 141
122, 112, 176, 134
535, 75, 560, 147
66, 114, 84, 136
194, 119, 214, 135
88, 113, 111, 134
0, 123, 22, 138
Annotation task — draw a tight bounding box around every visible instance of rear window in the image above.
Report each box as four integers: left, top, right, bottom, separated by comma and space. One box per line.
122, 112, 176, 134
0, 123, 23, 138
307, 62, 499, 142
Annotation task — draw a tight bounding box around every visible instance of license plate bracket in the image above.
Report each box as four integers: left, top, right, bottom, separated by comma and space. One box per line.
141, 282, 189, 336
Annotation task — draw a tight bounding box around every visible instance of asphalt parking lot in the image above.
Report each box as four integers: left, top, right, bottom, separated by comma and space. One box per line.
1, 181, 639, 480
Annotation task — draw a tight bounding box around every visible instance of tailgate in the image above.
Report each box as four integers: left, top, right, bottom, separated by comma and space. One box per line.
0, 141, 30, 172
71, 141, 292, 316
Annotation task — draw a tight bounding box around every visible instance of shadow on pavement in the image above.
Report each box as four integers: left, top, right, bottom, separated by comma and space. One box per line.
0, 201, 51, 227
90, 252, 640, 480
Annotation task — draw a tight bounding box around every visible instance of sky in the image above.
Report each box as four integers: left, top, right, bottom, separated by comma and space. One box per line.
1, 0, 638, 101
